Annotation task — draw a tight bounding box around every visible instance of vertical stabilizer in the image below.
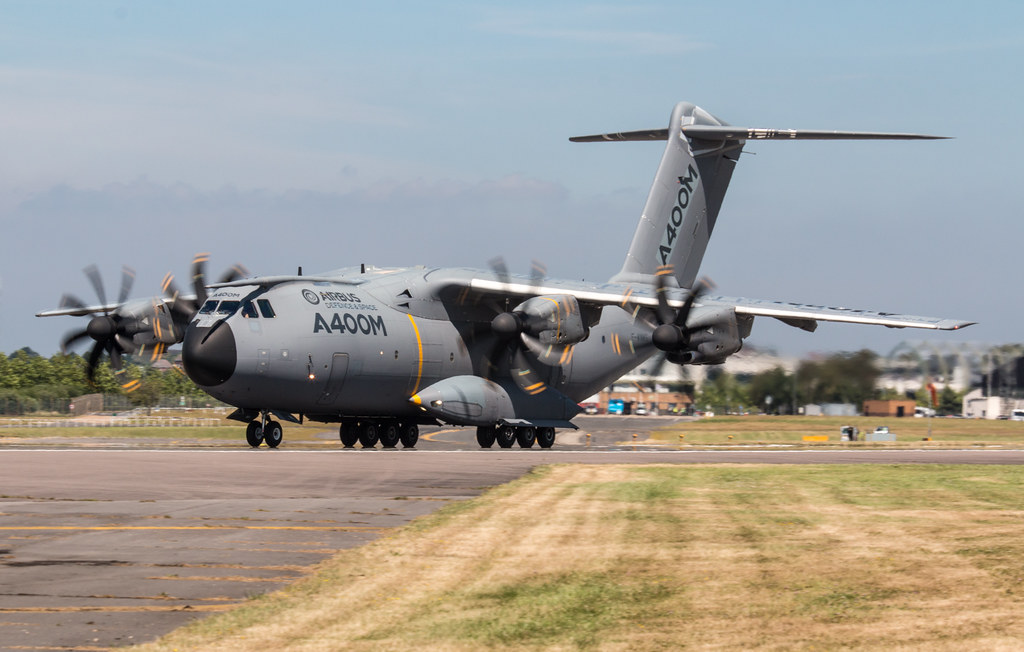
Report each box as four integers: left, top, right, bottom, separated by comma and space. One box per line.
573, 102, 744, 289
569, 102, 946, 290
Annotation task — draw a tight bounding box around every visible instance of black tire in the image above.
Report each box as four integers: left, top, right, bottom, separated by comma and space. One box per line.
476, 426, 496, 448
339, 422, 359, 448
536, 427, 556, 449
496, 425, 516, 449
516, 426, 536, 448
245, 421, 263, 447
379, 422, 400, 448
399, 422, 419, 448
264, 421, 283, 448
358, 422, 379, 448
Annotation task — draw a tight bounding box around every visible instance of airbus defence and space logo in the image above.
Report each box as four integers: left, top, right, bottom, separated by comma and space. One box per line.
303, 288, 385, 335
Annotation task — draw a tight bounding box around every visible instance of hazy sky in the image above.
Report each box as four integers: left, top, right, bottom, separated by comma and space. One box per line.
1, 1, 1021, 359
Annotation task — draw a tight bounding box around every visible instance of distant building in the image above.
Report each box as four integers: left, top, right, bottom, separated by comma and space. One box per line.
803, 403, 857, 417
620, 344, 797, 389
597, 388, 693, 415
863, 399, 916, 417
962, 389, 1024, 419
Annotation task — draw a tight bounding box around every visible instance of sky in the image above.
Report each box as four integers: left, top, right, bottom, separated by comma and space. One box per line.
1, 1, 1022, 360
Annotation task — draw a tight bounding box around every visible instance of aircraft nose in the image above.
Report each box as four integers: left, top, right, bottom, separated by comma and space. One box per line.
183, 320, 237, 387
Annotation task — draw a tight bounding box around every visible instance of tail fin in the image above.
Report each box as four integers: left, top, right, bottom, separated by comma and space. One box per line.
571, 101, 947, 290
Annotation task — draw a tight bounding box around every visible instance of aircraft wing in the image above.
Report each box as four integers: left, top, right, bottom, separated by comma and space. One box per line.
35, 296, 181, 318
465, 276, 973, 332
717, 295, 974, 331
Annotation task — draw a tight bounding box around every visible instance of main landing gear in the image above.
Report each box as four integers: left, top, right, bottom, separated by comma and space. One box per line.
338, 420, 419, 449
476, 425, 556, 449
245, 413, 284, 449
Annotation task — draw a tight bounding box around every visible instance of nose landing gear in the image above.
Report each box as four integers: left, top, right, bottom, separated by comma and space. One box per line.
245, 412, 283, 448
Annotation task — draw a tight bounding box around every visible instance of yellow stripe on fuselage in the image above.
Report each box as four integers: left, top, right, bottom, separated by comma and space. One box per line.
407, 314, 424, 396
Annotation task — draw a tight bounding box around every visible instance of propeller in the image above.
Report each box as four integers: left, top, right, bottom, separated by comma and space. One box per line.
611, 266, 716, 371
650, 270, 714, 364
59, 265, 147, 382
161, 253, 249, 328
477, 258, 588, 394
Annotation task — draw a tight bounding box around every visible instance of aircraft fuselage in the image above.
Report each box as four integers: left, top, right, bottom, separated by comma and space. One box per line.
183, 266, 647, 424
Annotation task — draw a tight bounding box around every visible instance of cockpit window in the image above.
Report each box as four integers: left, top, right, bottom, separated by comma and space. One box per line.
240, 301, 259, 318
257, 299, 276, 318
198, 300, 218, 315
216, 300, 240, 315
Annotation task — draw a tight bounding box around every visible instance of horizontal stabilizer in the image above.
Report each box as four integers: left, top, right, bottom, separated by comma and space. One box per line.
570, 127, 948, 142
682, 126, 949, 141
569, 129, 669, 142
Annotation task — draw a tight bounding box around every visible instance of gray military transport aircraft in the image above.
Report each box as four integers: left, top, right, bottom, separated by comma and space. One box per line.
38, 101, 973, 450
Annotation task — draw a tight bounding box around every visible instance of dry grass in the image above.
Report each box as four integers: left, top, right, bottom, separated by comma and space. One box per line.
130, 463, 1024, 651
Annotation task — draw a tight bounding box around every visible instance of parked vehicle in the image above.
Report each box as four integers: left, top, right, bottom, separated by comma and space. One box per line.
865, 425, 896, 442
607, 399, 625, 415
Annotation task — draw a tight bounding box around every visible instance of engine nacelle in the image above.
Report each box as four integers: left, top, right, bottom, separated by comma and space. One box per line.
679, 307, 751, 365
514, 294, 588, 345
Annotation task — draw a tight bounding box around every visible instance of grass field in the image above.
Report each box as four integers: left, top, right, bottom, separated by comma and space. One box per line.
134, 463, 1024, 651
5, 414, 1024, 450
0, 410, 333, 443
651, 415, 1024, 448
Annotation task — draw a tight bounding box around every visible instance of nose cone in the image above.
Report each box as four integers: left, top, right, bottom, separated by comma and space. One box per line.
183, 320, 236, 387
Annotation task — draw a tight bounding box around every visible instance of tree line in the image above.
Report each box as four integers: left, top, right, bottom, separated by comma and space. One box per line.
0, 348, 212, 414
693, 349, 965, 416
1, 347, 967, 417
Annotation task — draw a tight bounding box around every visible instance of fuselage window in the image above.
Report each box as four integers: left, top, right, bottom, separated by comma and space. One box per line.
217, 300, 241, 315
240, 301, 259, 318
198, 300, 219, 315
257, 299, 276, 318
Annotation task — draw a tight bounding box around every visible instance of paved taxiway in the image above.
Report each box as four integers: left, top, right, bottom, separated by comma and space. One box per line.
4, 417, 1024, 651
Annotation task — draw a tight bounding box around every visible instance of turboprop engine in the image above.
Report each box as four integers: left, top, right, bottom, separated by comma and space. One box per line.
675, 307, 751, 365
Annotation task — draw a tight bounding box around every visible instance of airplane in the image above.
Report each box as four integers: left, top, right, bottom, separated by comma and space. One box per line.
38, 101, 973, 450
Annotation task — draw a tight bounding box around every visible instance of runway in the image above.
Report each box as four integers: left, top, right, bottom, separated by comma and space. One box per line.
4, 419, 1024, 650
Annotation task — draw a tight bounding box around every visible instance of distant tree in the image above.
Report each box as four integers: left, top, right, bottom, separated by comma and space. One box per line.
127, 370, 164, 411
48, 353, 88, 392
938, 386, 963, 416
5, 349, 52, 388
797, 350, 880, 407
0, 353, 11, 389
747, 367, 792, 414
696, 370, 750, 414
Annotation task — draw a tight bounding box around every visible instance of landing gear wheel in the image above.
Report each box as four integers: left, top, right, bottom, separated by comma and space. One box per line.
339, 422, 358, 448
476, 426, 496, 448
399, 422, 419, 448
516, 426, 536, 448
264, 420, 283, 448
358, 422, 379, 448
496, 425, 516, 449
536, 427, 556, 449
245, 421, 263, 448
379, 422, 400, 448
